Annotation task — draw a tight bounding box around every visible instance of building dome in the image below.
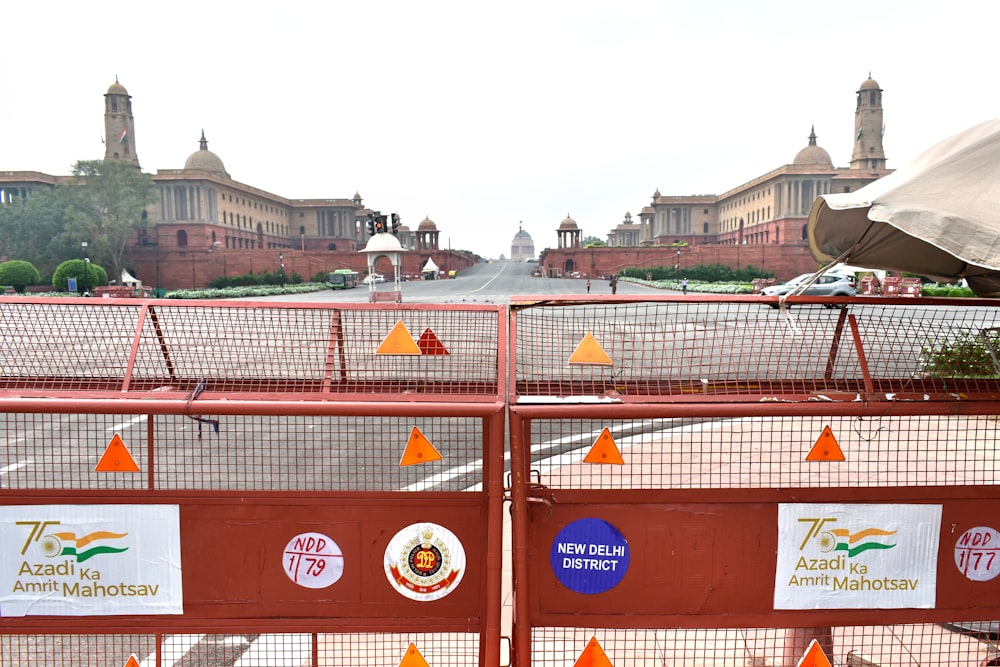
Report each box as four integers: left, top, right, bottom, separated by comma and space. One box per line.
107, 79, 128, 95
418, 216, 437, 231
510, 223, 535, 261
184, 130, 230, 177
859, 75, 880, 90
558, 214, 579, 230
793, 126, 833, 168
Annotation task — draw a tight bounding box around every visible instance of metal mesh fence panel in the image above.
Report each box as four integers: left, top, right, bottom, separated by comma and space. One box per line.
528, 624, 999, 667
0, 631, 482, 667
526, 415, 1000, 489
512, 300, 1000, 399
0, 413, 485, 492
0, 301, 500, 395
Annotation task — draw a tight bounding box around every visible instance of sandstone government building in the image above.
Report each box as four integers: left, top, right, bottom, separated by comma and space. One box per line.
0, 79, 475, 289
537, 74, 892, 280
1, 75, 891, 288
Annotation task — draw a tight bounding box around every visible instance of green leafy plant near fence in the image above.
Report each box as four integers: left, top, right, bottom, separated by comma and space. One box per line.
620, 263, 773, 283
208, 270, 304, 289
921, 329, 1000, 378
921, 285, 976, 297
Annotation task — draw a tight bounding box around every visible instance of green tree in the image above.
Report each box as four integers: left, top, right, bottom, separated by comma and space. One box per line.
0, 260, 42, 293
59, 160, 156, 281
0, 188, 76, 278
582, 236, 606, 248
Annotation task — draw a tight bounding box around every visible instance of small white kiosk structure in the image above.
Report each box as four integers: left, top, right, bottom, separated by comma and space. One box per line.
421, 257, 440, 280
360, 231, 407, 303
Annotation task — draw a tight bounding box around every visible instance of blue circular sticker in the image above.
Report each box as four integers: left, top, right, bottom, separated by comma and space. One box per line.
550, 517, 630, 594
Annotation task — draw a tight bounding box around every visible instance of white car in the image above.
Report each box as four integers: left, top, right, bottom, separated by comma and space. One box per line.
761, 273, 856, 307
362, 274, 386, 284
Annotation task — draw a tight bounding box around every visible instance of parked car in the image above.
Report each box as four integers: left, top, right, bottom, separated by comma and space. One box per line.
362, 273, 386, 285
760, 273, 856, 307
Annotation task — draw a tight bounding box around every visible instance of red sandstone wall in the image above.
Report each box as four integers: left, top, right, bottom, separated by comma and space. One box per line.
539, 243, 822, 282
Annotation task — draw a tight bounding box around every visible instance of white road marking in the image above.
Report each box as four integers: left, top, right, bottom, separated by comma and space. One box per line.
0, 461, 33, 474
140, 634, 205, 667
109, 415, 148, 431
234, 634, 312, 667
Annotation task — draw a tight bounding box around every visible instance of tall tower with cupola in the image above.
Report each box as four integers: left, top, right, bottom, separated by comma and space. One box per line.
104, 77, 140, 168
850, 74, 886, 173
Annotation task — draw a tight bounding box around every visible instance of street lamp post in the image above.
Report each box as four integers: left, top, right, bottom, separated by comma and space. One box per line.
80, 241, 88, 295
737, 218, 744, 274
279, 253, 285, 289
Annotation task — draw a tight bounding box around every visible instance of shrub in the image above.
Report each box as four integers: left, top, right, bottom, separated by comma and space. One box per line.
620, 263, 772, 283
52, 259, 108, 293
0, 260, 42, 293
208, 270, 304, 289
921, 329, 1000, 378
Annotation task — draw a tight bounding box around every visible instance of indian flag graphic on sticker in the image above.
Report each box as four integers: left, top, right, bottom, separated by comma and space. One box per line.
42, 530, 129, 562
822, 527, 896, 557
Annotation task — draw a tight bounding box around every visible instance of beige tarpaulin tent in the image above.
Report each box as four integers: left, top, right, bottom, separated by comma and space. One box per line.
808, 117, 1000, 297
120, 269, 141, 287
421, 257, 439, 279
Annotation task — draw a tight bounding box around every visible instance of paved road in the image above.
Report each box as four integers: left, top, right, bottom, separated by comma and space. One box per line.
240, 260, 662, 304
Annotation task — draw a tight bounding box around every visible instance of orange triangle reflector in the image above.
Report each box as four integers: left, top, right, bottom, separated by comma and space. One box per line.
122, 655, 142, 667
417, 327, 450, 355
574, 636, 614, 667
584, 428, 624, 465
806, 425, 845, 461
796, 639, 833, 667
398, 643, 431, 667
400, 427, 443, 467
568, 332, 612, 365
377, 321, 422, 355
96, 434, 140, 472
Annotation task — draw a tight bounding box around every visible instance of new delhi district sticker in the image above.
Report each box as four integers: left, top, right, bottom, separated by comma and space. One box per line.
384, 522, 466, 601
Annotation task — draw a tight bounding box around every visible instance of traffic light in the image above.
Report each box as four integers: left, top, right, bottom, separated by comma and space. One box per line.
374, 213, 386, 234
366, 212, 376, 236
391, 213, 400, 235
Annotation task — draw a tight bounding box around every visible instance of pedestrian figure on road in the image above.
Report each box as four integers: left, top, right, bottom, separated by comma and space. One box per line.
610, 274, 617, 295
682, 278, 688, 294
586, 279, 591, 293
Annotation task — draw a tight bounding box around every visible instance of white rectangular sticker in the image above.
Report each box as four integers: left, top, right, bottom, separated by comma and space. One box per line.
774, 503, 941, 609
0, 505, 183, 617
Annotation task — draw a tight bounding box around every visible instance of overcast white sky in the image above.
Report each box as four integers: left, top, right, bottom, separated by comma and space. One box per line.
3, 0, 998, 259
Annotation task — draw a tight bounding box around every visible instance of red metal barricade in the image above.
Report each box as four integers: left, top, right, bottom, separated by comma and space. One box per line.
901, 277, 924, 296
508, 294, 1000, 667
6, 294, 1000, 667
858, 276, 880, 295
882, 276, 902, 295
0, 298, 506, 667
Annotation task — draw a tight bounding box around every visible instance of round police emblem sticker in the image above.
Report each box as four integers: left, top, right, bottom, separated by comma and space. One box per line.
550, 517, 630, 594
384, 522, 466, 601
